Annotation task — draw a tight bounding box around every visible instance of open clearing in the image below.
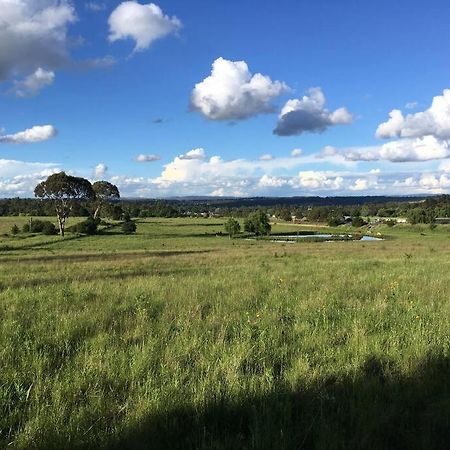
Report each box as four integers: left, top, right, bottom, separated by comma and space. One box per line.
1, 217, 449, 449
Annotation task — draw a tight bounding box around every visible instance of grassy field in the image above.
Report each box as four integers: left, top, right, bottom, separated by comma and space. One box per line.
1, 217, 449, 449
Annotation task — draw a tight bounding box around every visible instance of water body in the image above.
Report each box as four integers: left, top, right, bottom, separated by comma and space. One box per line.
269, 234, 384, 242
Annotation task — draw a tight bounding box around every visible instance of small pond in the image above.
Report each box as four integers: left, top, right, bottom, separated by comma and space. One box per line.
267, 233, 384, 242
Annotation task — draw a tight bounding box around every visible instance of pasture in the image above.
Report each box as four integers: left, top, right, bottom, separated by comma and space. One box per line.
1, 217, 449, 449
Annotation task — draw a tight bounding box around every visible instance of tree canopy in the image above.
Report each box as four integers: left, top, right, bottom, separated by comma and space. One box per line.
244, 210, 271, 236
92, 181, 120, 219
34, 172, 95, 236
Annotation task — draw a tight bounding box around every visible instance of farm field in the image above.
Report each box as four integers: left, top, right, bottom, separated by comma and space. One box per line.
1, 217, 449, 449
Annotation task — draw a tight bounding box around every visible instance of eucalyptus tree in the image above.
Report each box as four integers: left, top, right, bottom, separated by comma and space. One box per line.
92, 181, 120, 219
34, 172, 95, 237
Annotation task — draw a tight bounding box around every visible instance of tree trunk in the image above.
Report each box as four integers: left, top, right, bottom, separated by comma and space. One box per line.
57, 216, 65, 237
93, 205, 101, 220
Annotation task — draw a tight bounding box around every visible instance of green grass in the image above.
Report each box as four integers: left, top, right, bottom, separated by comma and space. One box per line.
1, 218, 449, 448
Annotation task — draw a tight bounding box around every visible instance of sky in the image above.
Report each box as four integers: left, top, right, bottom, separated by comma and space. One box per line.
1, 0, 450, 198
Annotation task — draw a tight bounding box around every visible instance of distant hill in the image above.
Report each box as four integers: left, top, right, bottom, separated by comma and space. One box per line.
134, 195, 428, 208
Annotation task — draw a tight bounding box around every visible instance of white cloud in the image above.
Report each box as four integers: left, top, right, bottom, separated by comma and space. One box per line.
12, 67, 55, 97
178, 148, 206, 160
291, 148, 303, 157
376, 89, 450, 139
317, 145, 338, 158
394, 173, 450, 193
295, 170, 344, 190
344, 136, 450, 162
349, 178, 370, 191
258, 174, 287, 188
108, 2, 181, 51
190, 57, 289, 121
0, 160, 60, 196
274, 87, 353, 136
136, 154, 161, 162
0, 0, 76, 82
94, 163, 108, 178
86, 2, 106, 11
405, 101, 418, 109
0, 125, 57, 144
259, 154, 274, 161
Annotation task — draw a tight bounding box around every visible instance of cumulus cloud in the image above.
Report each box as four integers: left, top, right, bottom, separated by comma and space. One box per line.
291, 148, 302, 157
344, 136, 450, 162
274, 87, 353, 136
12, 68, 55, 97
259, 154, 274, 161
190, 57, 289, 121
94, 163, 108, 178
108, 2, 181, 51
376, 89, 450, 139
0, 0, 76, 82
295, 171, 344, 190
0, 125, 57, 144
258, 174, 287, 188
136, 154, 161, 162
178, 148, 206, 160
394, 173, 450, 193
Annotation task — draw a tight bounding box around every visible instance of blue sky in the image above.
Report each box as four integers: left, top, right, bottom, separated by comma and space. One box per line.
1, 0, 450, 197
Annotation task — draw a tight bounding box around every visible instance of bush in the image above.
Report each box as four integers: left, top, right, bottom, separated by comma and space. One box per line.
23, 219, 56, 234
327, 215, 342, 227
122, 220, 137, 234
224, 218, 240, 238
73, 218, 98, 235
352, 216, 366, 227
42, 222, 57, 235
244, 210, 271, 236
385, 219, 396, 227
10, 224, 19, 235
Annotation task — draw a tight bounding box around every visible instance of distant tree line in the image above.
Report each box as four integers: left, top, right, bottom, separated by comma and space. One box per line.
3, 188, 450, 227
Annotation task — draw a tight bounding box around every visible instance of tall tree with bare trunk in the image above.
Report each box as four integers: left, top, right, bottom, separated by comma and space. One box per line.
92, 181, 120, 219
34, 172, 95, 237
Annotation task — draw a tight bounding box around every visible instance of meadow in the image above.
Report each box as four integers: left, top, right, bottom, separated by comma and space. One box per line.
0, 217, 449, 449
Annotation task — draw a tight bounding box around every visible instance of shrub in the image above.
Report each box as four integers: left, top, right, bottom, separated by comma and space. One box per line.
73, 218, 98, 235
30, 220, 46, 233
352, 216, 366, 227
385, 219, 396, 227
10, 224, 19, 235
327, 215, 342, 227
224, 218, 241, 238
22, 220, 56, 234
244, 210, 271, 236
122, 220, 137, 234
42, 222, 57, 235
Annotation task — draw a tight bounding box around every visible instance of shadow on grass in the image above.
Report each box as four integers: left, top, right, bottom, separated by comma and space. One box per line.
106, 354, 450, 450
0, 249, 213, 265
0, 234, 84, 253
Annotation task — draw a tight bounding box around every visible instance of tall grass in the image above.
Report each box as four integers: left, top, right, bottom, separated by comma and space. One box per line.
0, 218, 449, 448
